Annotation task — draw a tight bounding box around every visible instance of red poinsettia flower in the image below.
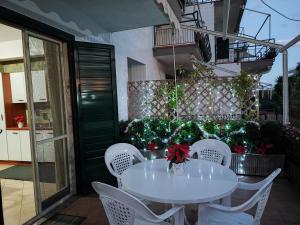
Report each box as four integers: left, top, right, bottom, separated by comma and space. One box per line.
234, 145, 246, 154
167, 144, 190, 164
256, 144, 273, 155
148, 142, 158, 151
14, 115, 24, 123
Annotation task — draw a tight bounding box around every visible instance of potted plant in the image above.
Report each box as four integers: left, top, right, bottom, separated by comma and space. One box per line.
166, 144, 190, 175
229, 121, 286, 176
14, 115, 25, 128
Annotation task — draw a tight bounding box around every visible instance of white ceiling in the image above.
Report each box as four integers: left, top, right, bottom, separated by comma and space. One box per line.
0, 24, 22, 42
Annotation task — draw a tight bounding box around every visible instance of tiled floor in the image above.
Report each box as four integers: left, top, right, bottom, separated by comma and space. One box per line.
55, 176, 300, 225
0, 164, 36, 225
1, 178, 36, 225
0, 164, 58, 225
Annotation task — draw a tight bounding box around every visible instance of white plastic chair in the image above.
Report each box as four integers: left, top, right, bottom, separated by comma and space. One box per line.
92, 182, 184, 225
105, 143, 146, 188
197, 168, 281, 225
190, 139, 232, 167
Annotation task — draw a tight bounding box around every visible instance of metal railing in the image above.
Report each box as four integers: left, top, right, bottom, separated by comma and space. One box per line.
185, 0, 221, 5
155, 26, 195, 47
216, 39, 278, 63
154, 25, 212, 62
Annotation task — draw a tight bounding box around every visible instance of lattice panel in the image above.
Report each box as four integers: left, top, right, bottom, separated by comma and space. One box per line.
128, 76, 259, 120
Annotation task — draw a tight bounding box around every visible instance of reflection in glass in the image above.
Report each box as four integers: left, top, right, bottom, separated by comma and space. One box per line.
37, 138, 68, 200
28, 36, 69, 201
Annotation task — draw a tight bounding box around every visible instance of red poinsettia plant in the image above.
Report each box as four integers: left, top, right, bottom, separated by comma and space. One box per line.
256, 144, 273, 154
167, 144, 190, 169
14, 115, 25, 123
148, 142, 158, 151
233, 144, 246, 154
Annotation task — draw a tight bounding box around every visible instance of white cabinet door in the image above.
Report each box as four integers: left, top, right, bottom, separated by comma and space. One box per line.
7, 130, 22, 161
43, 131, 55, 162
20, 131, 31, 161
0, 73, 8, 160
35, 131, 44, 162
10, 72, 27, 103
0, 130, 8, 160
32, 70, 47, 102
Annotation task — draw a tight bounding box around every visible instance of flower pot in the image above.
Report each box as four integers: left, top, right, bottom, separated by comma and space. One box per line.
170, 163, 185, 175
17, 122, 24, 128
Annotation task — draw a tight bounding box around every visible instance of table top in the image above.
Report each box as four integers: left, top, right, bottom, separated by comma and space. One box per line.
121, 159, 238, 204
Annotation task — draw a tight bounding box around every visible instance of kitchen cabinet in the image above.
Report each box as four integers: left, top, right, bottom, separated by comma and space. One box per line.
7, 130, 22, 161
0, 73, 8, 160
35, 130, 55, 162
32, 70, 47, 102
20, 131, 31, 161
7, 130, 32, 161
0, 129, 9, 160
10, 72, 27, 103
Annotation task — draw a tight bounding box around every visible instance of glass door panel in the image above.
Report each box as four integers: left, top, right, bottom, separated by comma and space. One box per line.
26, 34, 69, 207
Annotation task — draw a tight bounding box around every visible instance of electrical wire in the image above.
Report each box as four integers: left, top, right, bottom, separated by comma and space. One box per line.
260, 0, 300, 22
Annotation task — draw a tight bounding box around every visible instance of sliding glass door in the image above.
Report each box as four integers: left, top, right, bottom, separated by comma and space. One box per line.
23, 33, 70, 210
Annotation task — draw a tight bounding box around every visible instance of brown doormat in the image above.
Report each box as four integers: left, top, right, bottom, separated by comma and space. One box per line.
41, 213, 86, 225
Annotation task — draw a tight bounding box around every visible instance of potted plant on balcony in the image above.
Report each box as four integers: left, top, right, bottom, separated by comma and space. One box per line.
14, 115, 25, 128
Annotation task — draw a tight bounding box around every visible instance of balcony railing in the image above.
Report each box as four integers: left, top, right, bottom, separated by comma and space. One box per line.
154, 26, 212, 62
216, 39, 278, 64
155, 26, 195, 47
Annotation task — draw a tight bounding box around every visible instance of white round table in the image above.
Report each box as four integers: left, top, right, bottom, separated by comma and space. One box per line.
121, 158, 238, 205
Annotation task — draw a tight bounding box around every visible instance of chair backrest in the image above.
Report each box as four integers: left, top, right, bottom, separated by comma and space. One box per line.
92, 182, 161, 225
105, 143, 145, 187
236, 168, 281, 225
190, 139, 232, 167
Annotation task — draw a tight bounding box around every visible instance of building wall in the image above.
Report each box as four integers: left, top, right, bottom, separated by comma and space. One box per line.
2, 1, 166, 121
112, 27, 166, 120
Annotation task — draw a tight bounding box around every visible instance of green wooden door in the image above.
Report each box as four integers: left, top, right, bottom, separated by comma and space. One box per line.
74, 42, 119, 194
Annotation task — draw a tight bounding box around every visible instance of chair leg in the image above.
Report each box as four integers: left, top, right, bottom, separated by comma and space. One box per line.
221, 195, 231, 206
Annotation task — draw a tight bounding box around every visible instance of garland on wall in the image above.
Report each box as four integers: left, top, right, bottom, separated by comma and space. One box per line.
123, 118, 287, 155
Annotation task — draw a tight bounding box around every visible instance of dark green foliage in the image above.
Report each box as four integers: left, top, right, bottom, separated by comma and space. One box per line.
203, 120, 220, 135
122, 118, 298, 156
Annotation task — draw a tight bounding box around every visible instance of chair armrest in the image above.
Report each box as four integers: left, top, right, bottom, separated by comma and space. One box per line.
238, 180, 266, 191
157, 206, 184, 221
207, 203, 241, 213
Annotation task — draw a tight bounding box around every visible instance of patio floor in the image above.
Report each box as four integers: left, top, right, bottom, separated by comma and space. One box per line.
49, 176, 300, 225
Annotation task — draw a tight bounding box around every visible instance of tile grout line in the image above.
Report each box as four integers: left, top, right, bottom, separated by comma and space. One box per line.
19, 181, 25, 225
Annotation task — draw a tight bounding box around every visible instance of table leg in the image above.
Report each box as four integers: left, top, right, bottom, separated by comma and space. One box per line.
172, 204, 188, 225
196, 204, 205, 225
173, 205, 184, 225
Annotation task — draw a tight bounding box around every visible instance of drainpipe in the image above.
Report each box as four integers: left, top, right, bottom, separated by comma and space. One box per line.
222, 0, 230, 39
282, 50, 289, 125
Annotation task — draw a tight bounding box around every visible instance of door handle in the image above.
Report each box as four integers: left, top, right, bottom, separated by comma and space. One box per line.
18, 100, 24, 102
12, 132, 19, 134
0, 129, 2, 134
1, 114, 3, 121
39, 98, 46, 100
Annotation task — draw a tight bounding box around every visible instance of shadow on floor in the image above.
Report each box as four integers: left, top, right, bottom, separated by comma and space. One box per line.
55, 177, 300, 225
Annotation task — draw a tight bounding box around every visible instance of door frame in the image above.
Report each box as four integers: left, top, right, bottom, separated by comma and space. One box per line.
23, 30, 73, 211
0, 5, 80, 224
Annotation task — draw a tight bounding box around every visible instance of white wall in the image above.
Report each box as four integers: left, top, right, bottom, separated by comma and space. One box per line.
112, 27, 166, 120
214, 63, 241, 77
0, 40, 23, 60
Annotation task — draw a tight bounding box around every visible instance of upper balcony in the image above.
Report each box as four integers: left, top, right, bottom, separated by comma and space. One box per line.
153, 25, 212, 74
215, 38, 278, 74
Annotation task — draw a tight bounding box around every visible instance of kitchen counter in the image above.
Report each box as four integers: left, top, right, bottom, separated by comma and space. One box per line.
6, 126, 30, 130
